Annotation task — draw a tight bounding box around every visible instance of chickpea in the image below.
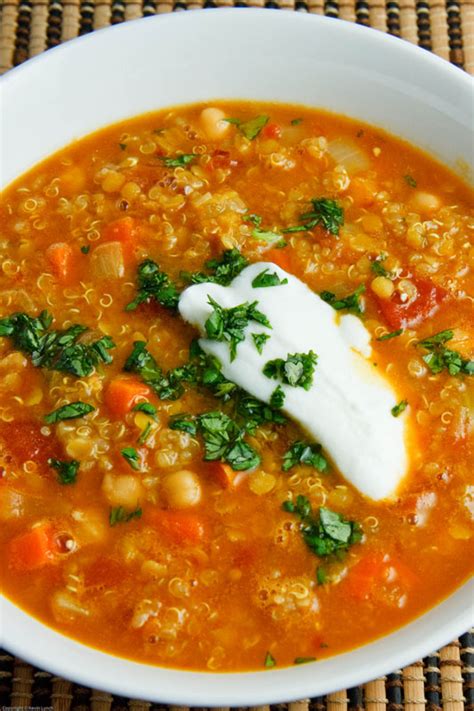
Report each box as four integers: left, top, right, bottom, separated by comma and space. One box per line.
409, 191, 441, 215
371, 275, 395, 299
102, 170, 126, 193
162, 469, 202, 509
102, 472, 143, 507
200, 107, 230, 142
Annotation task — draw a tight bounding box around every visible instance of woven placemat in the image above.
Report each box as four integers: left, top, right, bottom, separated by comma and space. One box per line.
0, 1, 473, 708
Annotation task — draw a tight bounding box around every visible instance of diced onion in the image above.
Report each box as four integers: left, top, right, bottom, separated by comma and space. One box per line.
91, 241, 124, 279
327, 138, 371, 175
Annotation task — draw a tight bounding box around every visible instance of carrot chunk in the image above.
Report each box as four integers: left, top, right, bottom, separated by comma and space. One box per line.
104, 378, 152, 418
7, 524, 56, 571
265, 248, 292, 272
145, 509, 206, 544
46, 242, 74, 282
208, 461, 241, 489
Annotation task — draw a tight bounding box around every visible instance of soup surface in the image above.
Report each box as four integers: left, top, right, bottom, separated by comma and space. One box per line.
0, 102, 473, 671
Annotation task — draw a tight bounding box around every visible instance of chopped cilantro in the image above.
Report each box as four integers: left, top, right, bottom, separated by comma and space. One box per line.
121, 447, 141, 470
137, 422, 152, 445
252, 268, 288, 288
0, 311, 115, 377
109, 506, 142, 526
283, 495, 362, 557
160, 154, 195, 168
377, 328, 403, 342
294, 657, 316, 665
132, 402, 157, 419
119, 143, 127, 151
235, 393, 286, 433
264, 652, 276, 668
320, 285, 365, 314
44, 401, 95, 424
291, 118, 303, 125
391, 399, 408, 417
316, 566, 327, 585
244, 214, 284, 244
282, 440, 328, 473
126, 260, 180, 312
404, 174, 417, 188
371, 259, 390, 278
124, 341, 196, 400
205, 296, 271, 361
184, 249, 249, 286
48, 458, 79, 485
80, 245, 90, 254
225, 115, 269, 140
252, 332, 270, 354
263, 351, 317, 390
269, 385, 285, 410
283, 198, 344, 236
417, 330, 474, 376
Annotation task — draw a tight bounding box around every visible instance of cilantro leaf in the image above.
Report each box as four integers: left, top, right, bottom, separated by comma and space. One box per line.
264, 652, 276, 668
81, 245, 90, 254
205, 296, 271, 361
377, 328, 403, 342
294, 657, 316, 665
0, 311, 115, 377
391, 399, 408, 417
235, 394, 286, 433
252, 269, 288, 288
121, 447, 141, 470
168, 414, 199, 436
109, 506, 142, 526
283, 198, 344, 236
44, 401, 95, 424
404, 174, 417, 188
263, 351, 317, 390
48, 458, 79, 485
316, 566, 327, 585
126, 260, 180, 312
269, 385, 285, 409
226, 115, 269, 140
417, 330, 473, 376
320, 285, 365, 314
132, 402, 157, 419
282, 440, 328, 472
244, 214, 284, 244
160, 154, 195, 168
252, 332, 270, 354
184, 249, 249, 286
283, 495, 362, 558
124, 341, 196, 400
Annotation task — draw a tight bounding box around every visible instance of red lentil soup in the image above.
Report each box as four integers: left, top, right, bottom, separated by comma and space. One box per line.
0, 102, 473, 672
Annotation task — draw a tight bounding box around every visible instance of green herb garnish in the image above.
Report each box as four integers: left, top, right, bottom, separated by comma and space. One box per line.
44, 401, 95, 424
252, 332, 270, 355
121, 447, 141, 470
205, 296, 271, 361
391, 399, 408, 417
377, 328, 403, 342
269, 385, 285, 410
124, 341, 196, 400
126, 260, 180, 312
184, 249, 249, 286
283, 198, 344, 236
263, 351, 317, 390
283, 495, 362, 557
119, 143, 127, 151
264, 652, 276, 668
417, 330, 474, 376
282, 440, 328, 473
244, 214, 283, 244
48, 458, 79, 485
291, 118, 303, 125
137, 422, 152, 445
252, 268, 288, 288
160, 154, 196, 168
0, 311, 115, 377
225, 115, 269, 140
80, 245, 90, 254
294, 657, 316, 665
320, 285, 365, 314
132, 402, 157, 419
404, 174, 417, 188
109, 506, 142, 526
316, 566, 327, 585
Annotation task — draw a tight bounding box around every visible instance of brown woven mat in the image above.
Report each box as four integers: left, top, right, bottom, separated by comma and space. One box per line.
0, 631, 473, 709
0, 0, 473, 73
0, 1, 473, 707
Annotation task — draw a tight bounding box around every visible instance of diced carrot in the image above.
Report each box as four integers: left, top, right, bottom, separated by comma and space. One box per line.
265, 248, 292, 272
345, 554, 386, 600
46, 242, 74, 282
104, 378, 152, 419
7, 524, 56, 571
102, 217, 137, 261
350, 177, 378, 208
145, 509, 206, 545
262, 123, 282, 140
208, 461, 241, 489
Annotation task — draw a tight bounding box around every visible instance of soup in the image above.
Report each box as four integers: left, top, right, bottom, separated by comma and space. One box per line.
0, 102, 472, 671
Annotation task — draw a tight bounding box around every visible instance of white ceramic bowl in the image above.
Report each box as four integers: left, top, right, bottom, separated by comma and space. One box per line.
1, 9, 473, 705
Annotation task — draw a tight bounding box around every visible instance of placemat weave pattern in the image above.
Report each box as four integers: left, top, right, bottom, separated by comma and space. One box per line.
0, 630, 473, 709
0, 0, 473, 73
0, 1, 472, 707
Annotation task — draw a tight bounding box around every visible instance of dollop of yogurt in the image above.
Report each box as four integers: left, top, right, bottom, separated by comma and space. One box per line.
179, 262, 408, 501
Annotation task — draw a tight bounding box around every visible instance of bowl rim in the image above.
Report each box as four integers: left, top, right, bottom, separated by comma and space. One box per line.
1, 8, 473, 705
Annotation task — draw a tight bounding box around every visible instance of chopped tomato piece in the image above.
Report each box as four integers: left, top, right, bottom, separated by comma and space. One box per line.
264, 248, 292, 272
345, 554, 418, 601
209, 149, 232, 170
0, 422, 60, 469
102, 217, 137, 261
208, 461, 242, 489
46, 242, 74, 282
262, 123, 282, 140
7, 524, 56, 571
104, 378, 152, 418
145, 509, 206, 544
375, 277, 448, 329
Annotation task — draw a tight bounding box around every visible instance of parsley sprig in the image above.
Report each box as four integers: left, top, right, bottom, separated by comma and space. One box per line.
205, 296, 271, 361
282, 441, 328, 472
224, 115, 269, 140
252, 269, 288, 288
124, 341, 196, 400
183, 249, 249, 286
48, 458, 79, 485
283, 495, 362, 557
160, 154, 195, 168
109, 506, 142, 526
263, 351, 317, 390
44, 401, 95, 424
126, 260, 180, 312
417, 330, 474, 376
320, 285, 365, 314
283, 198, 344, 236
